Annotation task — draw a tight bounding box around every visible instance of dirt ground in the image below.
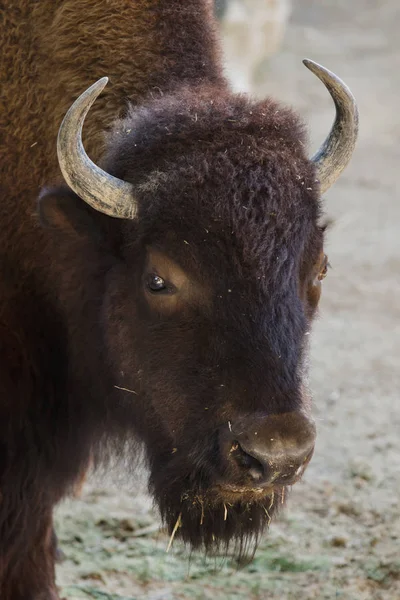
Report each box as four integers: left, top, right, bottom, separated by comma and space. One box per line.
55, 1, 400, 599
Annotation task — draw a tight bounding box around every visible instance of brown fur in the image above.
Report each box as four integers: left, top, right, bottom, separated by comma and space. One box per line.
0, 2, 326, 598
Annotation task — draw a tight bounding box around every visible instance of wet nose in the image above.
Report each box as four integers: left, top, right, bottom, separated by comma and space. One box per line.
223, 412, 316, 486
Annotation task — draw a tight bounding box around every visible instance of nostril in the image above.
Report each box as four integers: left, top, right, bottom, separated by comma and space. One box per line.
222, 412, 316, 488
230, 441, 264, 481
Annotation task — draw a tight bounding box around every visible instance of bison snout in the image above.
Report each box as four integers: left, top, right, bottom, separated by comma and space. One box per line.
222, 412, 316, 487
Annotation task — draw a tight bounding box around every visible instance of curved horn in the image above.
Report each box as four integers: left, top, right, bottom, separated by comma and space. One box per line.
303, 59, 359, 195
57, 77, 137, 219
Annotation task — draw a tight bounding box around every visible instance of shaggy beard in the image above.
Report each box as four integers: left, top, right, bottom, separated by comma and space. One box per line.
97, 428, 292, 562
149, 468, 287, 563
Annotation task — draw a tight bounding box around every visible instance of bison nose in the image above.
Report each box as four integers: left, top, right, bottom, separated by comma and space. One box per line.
224, 412, 316, 486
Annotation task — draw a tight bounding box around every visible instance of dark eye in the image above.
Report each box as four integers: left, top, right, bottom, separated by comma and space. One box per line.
318, 255, 330, 281
147, 274, 167, 292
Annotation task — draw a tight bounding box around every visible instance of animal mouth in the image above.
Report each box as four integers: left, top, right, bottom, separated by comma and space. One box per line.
211, 483, 280, 505
220, 485, 272, 494
216, 484, 272, 495
213, 459, 309, 501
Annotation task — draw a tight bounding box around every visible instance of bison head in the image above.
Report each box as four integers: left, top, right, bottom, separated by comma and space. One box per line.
39, 60, 358, 559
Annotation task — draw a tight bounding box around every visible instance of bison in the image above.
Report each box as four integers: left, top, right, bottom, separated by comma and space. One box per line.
0, 1, 358, 598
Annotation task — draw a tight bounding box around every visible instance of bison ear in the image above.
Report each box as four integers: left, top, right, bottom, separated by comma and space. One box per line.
38, 186, 102, 241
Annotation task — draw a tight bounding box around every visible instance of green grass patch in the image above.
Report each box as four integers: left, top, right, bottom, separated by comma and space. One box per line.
56, 506, 329, 600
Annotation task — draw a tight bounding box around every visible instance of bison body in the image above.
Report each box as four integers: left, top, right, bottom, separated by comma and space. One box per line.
0, 1, 357, 598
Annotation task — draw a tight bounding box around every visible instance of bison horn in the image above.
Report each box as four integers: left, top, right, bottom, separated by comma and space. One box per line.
57, 77, 137, 219
303, 59, 359, 194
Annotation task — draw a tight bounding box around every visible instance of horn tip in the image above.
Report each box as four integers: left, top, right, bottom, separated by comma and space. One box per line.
302, 58, 322, 73
95, 76, 109, 92
85, 77, 109, 98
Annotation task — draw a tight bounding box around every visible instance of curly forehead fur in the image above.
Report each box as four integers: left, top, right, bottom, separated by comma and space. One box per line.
105, 85, 323, 284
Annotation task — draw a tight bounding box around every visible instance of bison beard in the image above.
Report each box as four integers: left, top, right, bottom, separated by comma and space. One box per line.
148, 437, 285, 560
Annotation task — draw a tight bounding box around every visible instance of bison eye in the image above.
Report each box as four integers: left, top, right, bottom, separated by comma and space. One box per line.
147, 274, 167, 292
318, 255, 331, 281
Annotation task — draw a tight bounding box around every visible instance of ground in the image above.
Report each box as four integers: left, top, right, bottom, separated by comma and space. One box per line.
56, 1, 400, 598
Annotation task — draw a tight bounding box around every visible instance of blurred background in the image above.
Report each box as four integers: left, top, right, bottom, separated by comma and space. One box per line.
57, 1, 400, 599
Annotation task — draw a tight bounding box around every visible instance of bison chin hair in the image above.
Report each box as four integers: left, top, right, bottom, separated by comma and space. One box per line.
146, 441, 286, 563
